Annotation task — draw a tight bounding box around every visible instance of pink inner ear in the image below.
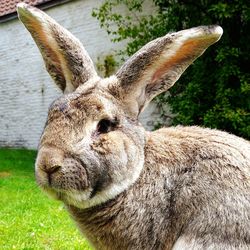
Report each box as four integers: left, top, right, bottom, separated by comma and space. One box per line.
151, 39, 204, 83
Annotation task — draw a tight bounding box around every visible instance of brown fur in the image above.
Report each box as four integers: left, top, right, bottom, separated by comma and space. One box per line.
67, 127, 250, 250
17, 4, 250, 250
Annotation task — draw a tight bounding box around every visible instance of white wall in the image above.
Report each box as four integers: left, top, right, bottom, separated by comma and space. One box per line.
0, 0, 159, 149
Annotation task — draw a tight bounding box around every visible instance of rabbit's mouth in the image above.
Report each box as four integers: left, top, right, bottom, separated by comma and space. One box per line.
40, 186, 93, 205
40, 184, 114, 209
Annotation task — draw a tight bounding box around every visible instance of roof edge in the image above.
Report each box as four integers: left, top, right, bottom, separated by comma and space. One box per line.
0, 0, 72, 23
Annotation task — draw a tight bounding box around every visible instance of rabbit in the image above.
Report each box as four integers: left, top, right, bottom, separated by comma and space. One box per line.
17, 3, 250, 250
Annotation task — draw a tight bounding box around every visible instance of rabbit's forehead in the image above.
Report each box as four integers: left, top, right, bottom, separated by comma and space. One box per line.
48, 88, 120, 121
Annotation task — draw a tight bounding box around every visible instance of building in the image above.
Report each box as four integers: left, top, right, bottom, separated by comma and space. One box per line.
0, 0, 160, 149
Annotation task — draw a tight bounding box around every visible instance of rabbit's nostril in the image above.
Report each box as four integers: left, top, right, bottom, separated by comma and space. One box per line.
41, 164, 61, 174
49, 165, 61, 174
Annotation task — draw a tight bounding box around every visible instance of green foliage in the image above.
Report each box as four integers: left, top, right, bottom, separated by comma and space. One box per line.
0, 148, 92, 249
96, 54, 117, 77
92, 0, 250, 139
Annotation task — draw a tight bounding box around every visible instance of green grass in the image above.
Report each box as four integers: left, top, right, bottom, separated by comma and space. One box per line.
0, 148, 93, 250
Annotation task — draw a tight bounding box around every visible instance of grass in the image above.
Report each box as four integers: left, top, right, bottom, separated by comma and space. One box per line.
0, 148, 93, 250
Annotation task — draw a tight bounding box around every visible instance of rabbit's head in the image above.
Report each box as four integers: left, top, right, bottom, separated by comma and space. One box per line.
17, 3, 222, 209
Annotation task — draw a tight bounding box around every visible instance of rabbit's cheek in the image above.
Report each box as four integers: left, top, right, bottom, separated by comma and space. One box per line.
93, 132, 142, 168
91, 135, 114, 155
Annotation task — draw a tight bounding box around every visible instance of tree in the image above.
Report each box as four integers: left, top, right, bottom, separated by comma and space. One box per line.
92, 0, 250, 139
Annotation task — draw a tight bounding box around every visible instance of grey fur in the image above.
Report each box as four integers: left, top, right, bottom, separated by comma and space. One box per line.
17, 4, 250, 250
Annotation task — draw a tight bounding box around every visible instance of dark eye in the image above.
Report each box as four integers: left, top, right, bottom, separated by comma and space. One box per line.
97, 118, 118, 134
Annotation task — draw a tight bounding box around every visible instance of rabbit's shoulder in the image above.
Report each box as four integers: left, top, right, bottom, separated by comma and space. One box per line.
145, 126, 250, 171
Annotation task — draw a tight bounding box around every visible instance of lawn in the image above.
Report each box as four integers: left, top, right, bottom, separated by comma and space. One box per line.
0, 148, 93, 250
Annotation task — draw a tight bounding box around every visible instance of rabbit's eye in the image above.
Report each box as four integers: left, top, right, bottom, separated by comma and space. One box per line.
97, 118, 118, 134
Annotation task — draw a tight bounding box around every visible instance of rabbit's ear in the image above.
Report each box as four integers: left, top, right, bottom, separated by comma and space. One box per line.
116, 26, 223, 115
17, 3, 98, 93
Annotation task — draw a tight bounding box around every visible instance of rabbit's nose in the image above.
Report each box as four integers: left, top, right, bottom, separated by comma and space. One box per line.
36, 146, 64, 177
40, 164, 61, 174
